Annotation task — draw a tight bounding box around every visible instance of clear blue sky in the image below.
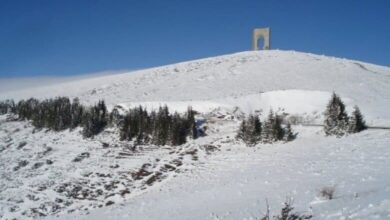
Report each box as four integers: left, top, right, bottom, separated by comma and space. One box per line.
1, 0, 389, 77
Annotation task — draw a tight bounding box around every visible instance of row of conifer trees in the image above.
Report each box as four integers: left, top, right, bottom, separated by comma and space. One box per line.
0, 97, 197, 146
0, 92, 368, 147
119, 106, 197, 146
0, 97, 108, 137
0, 99, 15, 115
323, 93, 367, 136
236, 92, 368, 145
236, 110, 295, 146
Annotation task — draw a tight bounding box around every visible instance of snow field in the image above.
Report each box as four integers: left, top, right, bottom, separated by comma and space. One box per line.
1, 50, 390, 219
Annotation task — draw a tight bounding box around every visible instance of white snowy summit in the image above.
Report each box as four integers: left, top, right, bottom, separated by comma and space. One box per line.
1, 50, 390, 219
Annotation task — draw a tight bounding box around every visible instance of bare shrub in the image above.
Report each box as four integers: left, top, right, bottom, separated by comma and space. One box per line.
261, 198, 312, 220
319, 186, 336, 200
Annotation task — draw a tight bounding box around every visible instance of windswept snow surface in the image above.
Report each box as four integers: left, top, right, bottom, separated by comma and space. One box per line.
1, 50, 389, 124
1, 50, 390, 219
62, 127, 390, 220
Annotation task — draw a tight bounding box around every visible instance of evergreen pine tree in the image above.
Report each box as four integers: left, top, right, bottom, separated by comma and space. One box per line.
0, 101, 6, 114
71, 98, 84, 129
273, 114, 285, 141
323, 92, 349, 137
348, 105, 367, 133
283, 122, 295, 142
31, 102, 45, 128
186, 106, 198, 139
155, 105, 170, 145
54, 97, 71, 131
262, 110, 275, 143
248, 114, 262, 145
236, 119, 247, 141
82, 100, 108, 137
237, 114, 262, 146
135, 106, 151, 145
109, 107, 120, 126
0, 100, 15, 114
170, 112, 187, 146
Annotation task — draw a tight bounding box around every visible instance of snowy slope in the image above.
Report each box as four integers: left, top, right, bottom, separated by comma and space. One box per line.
1, 50, 389, 124
1, 50, 390, 220
62, 127, 390, 220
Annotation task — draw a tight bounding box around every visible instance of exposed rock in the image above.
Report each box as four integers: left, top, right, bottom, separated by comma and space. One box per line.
102, 142, 109, 148
32, 162, 44, 169
145, 172, 163, 186
17, 141, 27, 149
131, 163, 152, 180
105, 201, 114, 206
13, 160, 29, 171
72, 152, 90, 162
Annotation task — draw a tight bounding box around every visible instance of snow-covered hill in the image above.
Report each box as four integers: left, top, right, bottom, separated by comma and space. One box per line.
1, 50, 390, 124
1, 50, 390, 219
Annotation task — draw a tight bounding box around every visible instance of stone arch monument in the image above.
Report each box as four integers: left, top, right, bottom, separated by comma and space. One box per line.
253, 27, 270, 50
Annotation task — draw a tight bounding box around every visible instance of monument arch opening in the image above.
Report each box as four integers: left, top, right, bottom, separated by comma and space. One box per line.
257, 36, 265, 50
